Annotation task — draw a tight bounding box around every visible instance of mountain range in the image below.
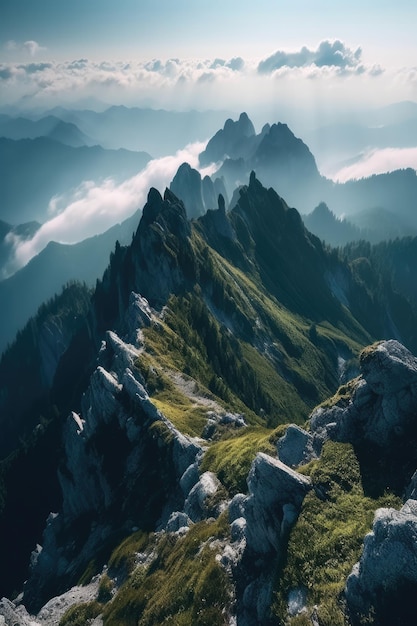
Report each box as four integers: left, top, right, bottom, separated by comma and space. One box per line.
2, 164, 417, 624
26, 106, 234, 156
0, 137, 151, 224
2, 111, 417, 360
0, 211, 140, 355
0, 114, 93, 147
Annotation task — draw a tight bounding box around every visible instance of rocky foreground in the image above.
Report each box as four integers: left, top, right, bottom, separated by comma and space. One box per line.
2, 338, 417, 625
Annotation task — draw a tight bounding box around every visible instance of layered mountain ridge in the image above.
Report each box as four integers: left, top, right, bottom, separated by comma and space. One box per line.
2, 169, 417, 624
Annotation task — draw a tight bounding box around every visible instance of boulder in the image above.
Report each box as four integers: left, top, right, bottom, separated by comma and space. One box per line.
184, 471, 223, 522
309, 340, 417, 448
0, 597, 36, 626
345, 499, 417, 622
360, 340, 417, 395
277, 424, 317, 467
166, 511, 192, 533
244, 452, 311, 554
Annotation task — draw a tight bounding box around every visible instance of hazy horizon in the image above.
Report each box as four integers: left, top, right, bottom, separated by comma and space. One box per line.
2, 1, 417, 117
2, 0, 417, 277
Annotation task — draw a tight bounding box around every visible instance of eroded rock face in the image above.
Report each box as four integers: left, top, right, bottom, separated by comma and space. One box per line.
309, 340, 417, 449
244, 452, 311, 555
184, 471, 223, 522
277, 424, 318, 468
23, 328, 202, 613
227, 453, 311, 626
345, 499, 417, 624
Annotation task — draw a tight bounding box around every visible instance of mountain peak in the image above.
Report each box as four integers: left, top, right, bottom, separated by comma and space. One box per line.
238, 111, 256, 136
199, 113, 257, 166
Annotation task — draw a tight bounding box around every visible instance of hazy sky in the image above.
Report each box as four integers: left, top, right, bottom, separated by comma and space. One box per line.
2, 1, 417, 276
1, 0, 417, 117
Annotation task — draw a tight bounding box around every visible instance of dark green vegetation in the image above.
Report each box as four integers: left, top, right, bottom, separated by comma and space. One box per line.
0, 282, 93, 598
59, 601, 103, 626
273, 441, 401, 625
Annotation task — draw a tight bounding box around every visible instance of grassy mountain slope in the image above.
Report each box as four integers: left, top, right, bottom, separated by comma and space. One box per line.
2, 176, 417, 619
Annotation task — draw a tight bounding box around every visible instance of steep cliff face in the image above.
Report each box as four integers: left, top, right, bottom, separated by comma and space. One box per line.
23, 299, 202, 612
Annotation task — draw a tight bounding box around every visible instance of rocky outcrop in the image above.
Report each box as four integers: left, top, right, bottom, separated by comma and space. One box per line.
309, 340, 417, 449
244, 453, 311, 555
202, 113, 323, 211
23, 320, 202, 612
227, 453, 311, 625
277, 424, 318, 468
345, 499, 417, 624
169, 162, 206, 218
126, 187, 197, 308
184, 471, 223, 522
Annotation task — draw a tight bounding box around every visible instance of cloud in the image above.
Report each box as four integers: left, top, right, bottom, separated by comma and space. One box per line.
332, 147, 417, 182
258, 40, 365, 75
19, 62, 53, 74
4, 39, 46, 57
23, 40, 46, 57
0, 48, 403, 118
4, 141, 216, 277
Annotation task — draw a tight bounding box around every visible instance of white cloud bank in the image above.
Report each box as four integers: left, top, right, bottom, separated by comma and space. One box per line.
0, 40, 402, 113
332, 147, 417, 182
4, 141, 215, 277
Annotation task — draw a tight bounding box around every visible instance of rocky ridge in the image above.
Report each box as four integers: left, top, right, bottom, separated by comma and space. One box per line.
277, 339, 417, 624
4, 177, 417, 623
8, 338, 417, 625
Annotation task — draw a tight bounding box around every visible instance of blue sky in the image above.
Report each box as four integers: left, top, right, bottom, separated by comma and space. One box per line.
2, 0, 417, 62
1, 0, 417, 114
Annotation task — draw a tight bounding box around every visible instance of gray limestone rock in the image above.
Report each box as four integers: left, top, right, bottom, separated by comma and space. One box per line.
23, 329, 202, 612
184, 471, 223, 522
179, 462, 200, 496
229, 493, 247, 523
345, 498, 417, 621
277, 424, 317, 467
309, 340, 417, 448
165, 511, 192, 533
125, 292, 152, 341
244, 452, 311, 555
0, 597, 35, 626
360, 340, 417, 395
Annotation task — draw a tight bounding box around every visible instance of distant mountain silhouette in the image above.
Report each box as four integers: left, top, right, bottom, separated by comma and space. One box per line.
303, 202, 362, 246
169, 162, 228, 218
199, 112, 259, 165
201, 114, 417, 235
0, 114, 92, 147
0, 137, 151, 223
200, 114, 321, 212
0, 219, 41, 276
37, 106, 234, 156
348, 206, 417, 242
0, 211, 140, 355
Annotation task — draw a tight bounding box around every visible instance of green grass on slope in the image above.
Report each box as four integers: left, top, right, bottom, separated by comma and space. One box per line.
136, 230, 370, 433
272, 441, 401, 626
200, 426, 284, 495
135, 352, 210, 437
103, 514, 231, 626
